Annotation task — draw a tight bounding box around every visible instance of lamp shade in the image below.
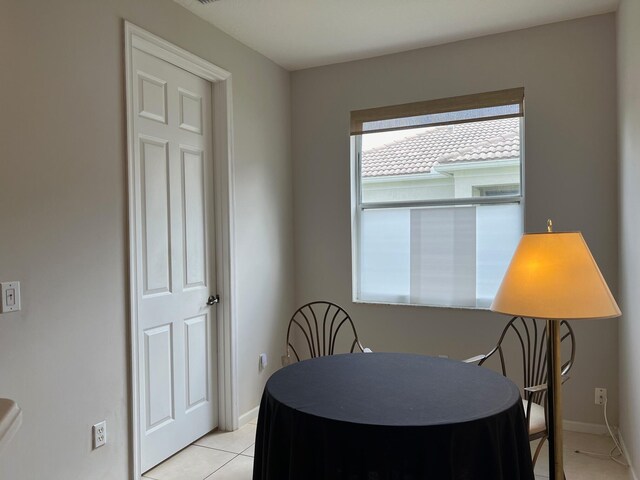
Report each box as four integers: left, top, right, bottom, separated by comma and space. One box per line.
491, 232, 621, 320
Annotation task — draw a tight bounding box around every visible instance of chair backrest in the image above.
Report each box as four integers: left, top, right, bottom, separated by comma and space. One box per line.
285, 301, 365, 363
479, 316, 575, 406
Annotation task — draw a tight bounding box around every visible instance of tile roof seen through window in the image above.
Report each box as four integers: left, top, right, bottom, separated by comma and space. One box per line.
361, 117, 520, 178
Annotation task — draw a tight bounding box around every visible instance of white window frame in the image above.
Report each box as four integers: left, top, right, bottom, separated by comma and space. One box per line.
350, 110, 525, 310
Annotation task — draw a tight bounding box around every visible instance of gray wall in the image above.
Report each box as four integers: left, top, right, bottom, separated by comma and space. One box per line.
617, 0, 640, 474
0, 1, 293, 478
291, 14, 619, 426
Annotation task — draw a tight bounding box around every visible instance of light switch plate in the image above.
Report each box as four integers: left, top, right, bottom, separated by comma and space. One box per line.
259, 353, 268, 370
0, 282, 20, 313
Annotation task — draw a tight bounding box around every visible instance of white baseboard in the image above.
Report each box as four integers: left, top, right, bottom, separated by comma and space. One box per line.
563, 420, 612, 435
618, 432, 638, 480
238, 405, 260, 427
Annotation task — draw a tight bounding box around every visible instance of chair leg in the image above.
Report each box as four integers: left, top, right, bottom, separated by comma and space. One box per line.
532, 435, 547, 467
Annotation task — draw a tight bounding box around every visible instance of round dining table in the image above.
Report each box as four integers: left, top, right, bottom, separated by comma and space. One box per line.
253, 352, 534, 480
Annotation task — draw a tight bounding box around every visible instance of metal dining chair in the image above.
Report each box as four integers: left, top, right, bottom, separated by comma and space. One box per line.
464, 316, 576, 468
282, 301, 371, 366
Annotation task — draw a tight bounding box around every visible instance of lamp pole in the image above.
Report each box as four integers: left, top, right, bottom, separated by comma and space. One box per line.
546, 319, 564, 480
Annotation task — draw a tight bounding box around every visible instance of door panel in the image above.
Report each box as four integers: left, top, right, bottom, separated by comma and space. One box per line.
178, 88, 203, 134
144, 324, 174, 431
185, 315, 209, 410
132, 47, 218, 473
182, 147, 207, 288
138, 72, 167, 124
139, 136, 171, 295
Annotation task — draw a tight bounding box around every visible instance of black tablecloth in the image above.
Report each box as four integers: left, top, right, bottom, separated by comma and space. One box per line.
253, 352, 534, 480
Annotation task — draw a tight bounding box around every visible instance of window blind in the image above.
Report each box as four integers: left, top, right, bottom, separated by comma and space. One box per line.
409, 206, 476, 307
358, 204, 522, 308
350, 87, 524, 135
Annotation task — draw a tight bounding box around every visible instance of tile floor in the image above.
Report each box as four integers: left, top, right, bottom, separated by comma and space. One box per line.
143, 421, 257, 480
144, 423, 632, 480
532, 430, 631, 479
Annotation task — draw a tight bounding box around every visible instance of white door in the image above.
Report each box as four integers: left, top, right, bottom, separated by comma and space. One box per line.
131, 47, 218, 473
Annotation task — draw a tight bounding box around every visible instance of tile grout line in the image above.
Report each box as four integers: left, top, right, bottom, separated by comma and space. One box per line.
192, 442, 254, 456
202, 452, 241, 480
142, 468, 168, 479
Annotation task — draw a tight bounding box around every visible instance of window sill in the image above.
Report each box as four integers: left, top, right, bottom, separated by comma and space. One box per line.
352, 298, 493, 312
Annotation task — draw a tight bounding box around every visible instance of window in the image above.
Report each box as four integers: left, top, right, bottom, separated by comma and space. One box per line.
351, 88, 524, 309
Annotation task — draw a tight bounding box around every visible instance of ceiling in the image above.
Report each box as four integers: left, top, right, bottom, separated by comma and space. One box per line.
174, 0, 618, 71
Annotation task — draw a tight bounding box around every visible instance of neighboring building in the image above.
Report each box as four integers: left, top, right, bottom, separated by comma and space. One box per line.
361, 117, 521, 203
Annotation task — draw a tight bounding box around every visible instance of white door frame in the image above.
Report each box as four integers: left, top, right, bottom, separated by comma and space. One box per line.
124, 21, 239, 478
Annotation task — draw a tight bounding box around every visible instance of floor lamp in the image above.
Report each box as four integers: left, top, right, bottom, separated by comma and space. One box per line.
490, 220, 621, 480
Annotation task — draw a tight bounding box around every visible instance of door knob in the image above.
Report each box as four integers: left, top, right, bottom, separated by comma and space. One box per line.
206, 294, 220, 306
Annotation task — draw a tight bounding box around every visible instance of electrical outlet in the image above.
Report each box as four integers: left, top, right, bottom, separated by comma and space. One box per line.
93, 421, 106, 449
595, 387, 607, 405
